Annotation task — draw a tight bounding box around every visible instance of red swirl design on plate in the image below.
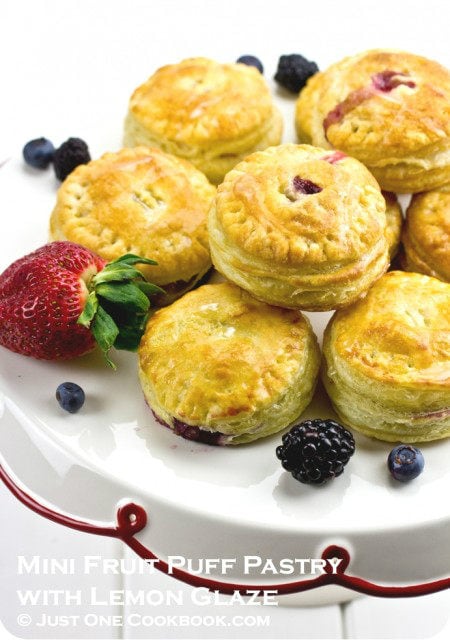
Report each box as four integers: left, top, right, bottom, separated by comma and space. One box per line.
1, 463, 449, 598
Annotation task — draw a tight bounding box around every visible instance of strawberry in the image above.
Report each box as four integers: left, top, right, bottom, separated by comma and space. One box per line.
0, 241, 162, 367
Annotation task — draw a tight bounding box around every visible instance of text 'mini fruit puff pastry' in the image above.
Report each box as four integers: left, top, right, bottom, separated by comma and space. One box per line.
138, 282, 321, 445
295, 49, 450, 193
123, 57, 283, 184
208, 143, 389, 311
322, 271, 450, 443
402, 185, 450, 282
50, 146, 215, 306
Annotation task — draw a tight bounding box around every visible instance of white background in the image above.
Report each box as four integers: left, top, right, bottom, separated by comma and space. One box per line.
1, 0, 450, 639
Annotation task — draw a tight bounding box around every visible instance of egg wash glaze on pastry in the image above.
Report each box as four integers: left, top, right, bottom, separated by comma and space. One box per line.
123, 57, 283, 184
322, 271, 450, 442
295, 49, 450, 192
402, 184, 450, 282
49, 146, 216, 305
208, 143, 389, 311
138, 282, 321, 445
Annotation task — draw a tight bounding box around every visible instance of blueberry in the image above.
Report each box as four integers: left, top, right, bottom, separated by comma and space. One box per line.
56, 382, 85, 413
388, 445, 424, 482
236, 55, 264, 74
22, 138, 55, 169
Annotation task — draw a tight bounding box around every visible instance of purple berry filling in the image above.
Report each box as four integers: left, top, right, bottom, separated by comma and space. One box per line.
292, 176, 322, 194
285, 176, 322, 201
151, 409, 228, 446
323, 69, 416, 135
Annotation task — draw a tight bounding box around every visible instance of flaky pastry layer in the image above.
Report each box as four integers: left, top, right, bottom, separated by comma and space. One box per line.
322, 271, 450, 442
208, 144, 389, 311
295, 49, 450, 192
138, 282, 321, 444
124, 57, 283, 184
383, 191, 403, 259
49, 146, 215, 304
402, 185, 450, 282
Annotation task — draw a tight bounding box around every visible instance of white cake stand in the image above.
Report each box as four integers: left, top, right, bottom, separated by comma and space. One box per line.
1, 36, 449, 601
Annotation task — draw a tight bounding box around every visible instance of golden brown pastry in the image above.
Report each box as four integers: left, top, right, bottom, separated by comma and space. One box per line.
208, 143, 389, 311
123, 57, 283, 184
138, 282, 321, 445
402, 185, 450, 281
383, 191, 403, 259
49, 146, 215, 305
322, 271, 450, 442
295, 49, 450, 193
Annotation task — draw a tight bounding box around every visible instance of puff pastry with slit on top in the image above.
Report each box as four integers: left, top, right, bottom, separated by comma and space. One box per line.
402, 185, 450, 282
49, 146, 216, 306
208, 143, 389, 311
123, 57, 283, 185
138, 282, 321, 445
295, 49, 450, 193
322, 271, 450, 443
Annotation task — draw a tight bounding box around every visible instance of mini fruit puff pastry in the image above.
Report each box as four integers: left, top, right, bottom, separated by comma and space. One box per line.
322, 271, 450, 443
402, 185, 450, 282
50, 146, 215, 306
138, 282, 320, 445
123, 57, 283, 185
295, 49, 450, 193
208, 143, 389, 311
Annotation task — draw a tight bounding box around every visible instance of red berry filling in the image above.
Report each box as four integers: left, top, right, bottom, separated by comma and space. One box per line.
286, 176, 322, 201
372, 70, 416, 92
323, 69, 416, 135
293, 176, 322, 194
323, 85, 374, 132
321, 151, 347, 164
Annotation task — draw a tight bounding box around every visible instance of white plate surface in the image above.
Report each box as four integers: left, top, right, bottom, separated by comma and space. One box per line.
1, 311, 450, 535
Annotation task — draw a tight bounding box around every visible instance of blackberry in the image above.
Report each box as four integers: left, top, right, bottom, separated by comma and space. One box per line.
274, 54, 319, 93
236, 55, 264, 74
276, 419, 355, 485
53, 137, 91, 181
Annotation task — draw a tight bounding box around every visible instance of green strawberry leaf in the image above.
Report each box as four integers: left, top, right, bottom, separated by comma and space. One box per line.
110, 254, 158, 267
96, 282, 150, 312
91, 306, 120, 369
92, 264, 145, 285
113, 313, 149, 351
78, 252, 163, 368
136, 281, 165, 296
77, 291, 99, 327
